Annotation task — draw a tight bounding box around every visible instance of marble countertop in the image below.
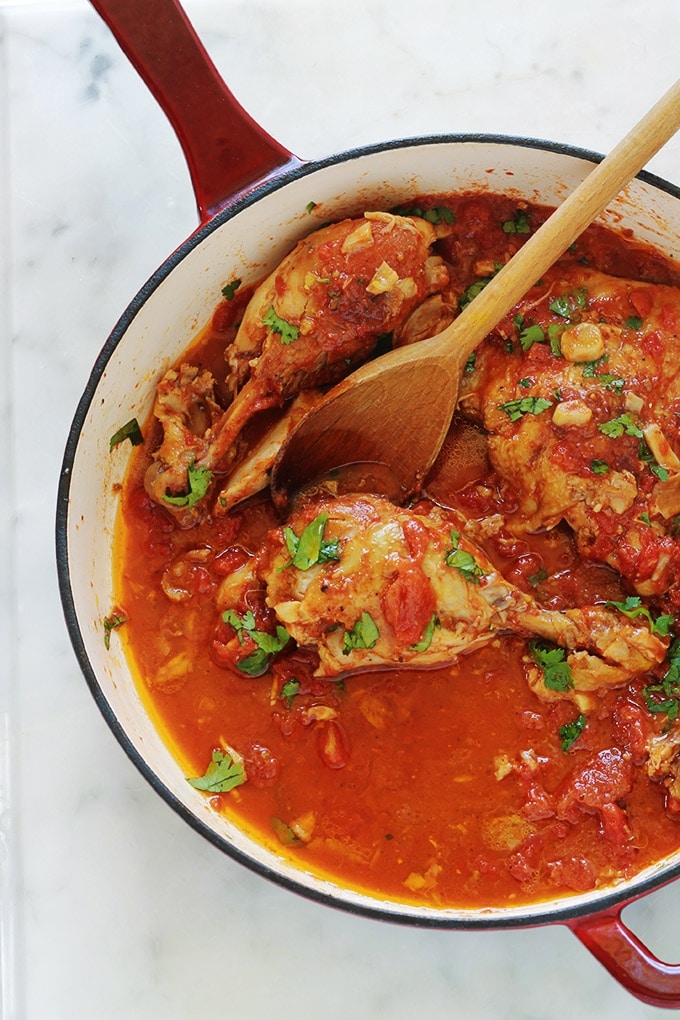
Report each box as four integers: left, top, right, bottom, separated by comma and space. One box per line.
4, 1, 680, 1017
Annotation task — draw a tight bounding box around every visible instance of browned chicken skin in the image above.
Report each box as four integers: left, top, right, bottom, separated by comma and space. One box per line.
144, 212, 449, 523
458, 263, 680, 605
216, 493, 667, 704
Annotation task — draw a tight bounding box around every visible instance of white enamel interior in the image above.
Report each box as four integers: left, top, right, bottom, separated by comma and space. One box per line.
61, 138, 680, 926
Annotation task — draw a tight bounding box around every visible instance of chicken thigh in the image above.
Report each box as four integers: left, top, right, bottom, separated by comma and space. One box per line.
459, 263, 680, 604
144, 212, 449, 523
216, 494, 667, 706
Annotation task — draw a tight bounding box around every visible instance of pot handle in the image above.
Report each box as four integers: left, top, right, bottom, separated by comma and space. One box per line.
89, 0, 302, 222
571, 909, 680, 1008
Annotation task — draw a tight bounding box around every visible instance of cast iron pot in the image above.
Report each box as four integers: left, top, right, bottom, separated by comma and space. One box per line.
56, 0, 680, 1004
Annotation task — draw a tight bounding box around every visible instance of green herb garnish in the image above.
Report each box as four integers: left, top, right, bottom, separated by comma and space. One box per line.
410, 614, 439, 652
549, 288, 588, 321
187, 749, 246, 793
639, 439, 670, 481
529, 640, 574, 692
221, 278, 242, 300
643, 638, 680, 720
459, 264, 502, 309
559, 713, 587, 751
222, 609, 290, 676
163, 460, 212, 508
392, 203, 454, 225
598, 413, 644, 440
342, 612, 380, 655
282, 512, 341, 570
103, 611, 128, 650
280, 678, 301, 709
263, 306, 299, 344
502, 210, 531, 234
626, 315, 643, 330
499, 396, 553, 422
590, 459, 610, 475
605, 596, 674, 637
109, 418, 143, 451
444, 530, 486, 584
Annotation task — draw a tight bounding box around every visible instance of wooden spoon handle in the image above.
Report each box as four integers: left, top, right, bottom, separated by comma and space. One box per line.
439, 76, 680, 366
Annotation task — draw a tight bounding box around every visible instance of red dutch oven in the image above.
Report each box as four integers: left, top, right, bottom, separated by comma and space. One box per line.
56, 0, 680, 1005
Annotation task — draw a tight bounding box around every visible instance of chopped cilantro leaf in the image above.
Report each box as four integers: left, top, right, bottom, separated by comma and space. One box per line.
559, 714, 587, 751
644, 638, 680, 720
529, 640, 574, 692
392, 203, 454, 225
103, 611, 127, 650
459, 264, 502, 309
221, 278, 242, 301
598, 413, 644, 440
109, 418, 143, 451
590, 459, 610, 475
280, 678, 301, 709
502, 210, 531, 234
605, 596, 674, 637
342, 612, 380, 655
163, 460, 212, 508
222, 608, 290, 675
282, 512, 341, 570
263, 306, 299, 344
519, 323, 545, 351
499, 396, 553, 422
444, 530, 486, 584
187, 749, 246, 793
411, 614, 439, 652
639, 439, 671, 481
549, 288, 588, 321
626, 315, 643, 330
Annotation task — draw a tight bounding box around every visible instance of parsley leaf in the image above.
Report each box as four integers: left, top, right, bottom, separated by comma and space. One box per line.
502, 210, 531, 234
444, 530, 486, 584
163, 460, 212, 508
187, 749, 246, 793
598, 413, 644, 440
411, 614, 439, 652
499, 396, 553, 422
109, 418, 143, 451
559, 713, 587, 751
549, 288, 588, 321
459, 264, 502, 309
643, 638, 680, 720
221, 278, 242, 301
282, 512, 341, 570
392, 203, 454, 225
263, 306, 299, 344
342, 612, 380, 654
529, 640, 574, 692
605, 596, 674, 637
639, 439, 670, 481
222, 608, 290, 676
280, 678, 301, 709
103, 611, 127, 650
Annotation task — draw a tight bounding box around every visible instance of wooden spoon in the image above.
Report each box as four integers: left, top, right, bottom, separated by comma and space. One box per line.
270, 77, 680, 508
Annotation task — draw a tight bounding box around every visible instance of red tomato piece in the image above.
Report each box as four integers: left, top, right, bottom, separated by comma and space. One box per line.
381, 566, 436, 646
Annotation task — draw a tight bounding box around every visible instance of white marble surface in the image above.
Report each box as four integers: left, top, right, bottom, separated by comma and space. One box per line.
4, 1, 680, 1017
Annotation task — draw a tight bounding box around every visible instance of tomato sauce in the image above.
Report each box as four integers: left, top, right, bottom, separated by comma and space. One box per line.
114, 193, 680, 909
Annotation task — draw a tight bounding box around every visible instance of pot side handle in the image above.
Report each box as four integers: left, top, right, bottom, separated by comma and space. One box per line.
572, 910, 680, 1008
89, 0, 301, 222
